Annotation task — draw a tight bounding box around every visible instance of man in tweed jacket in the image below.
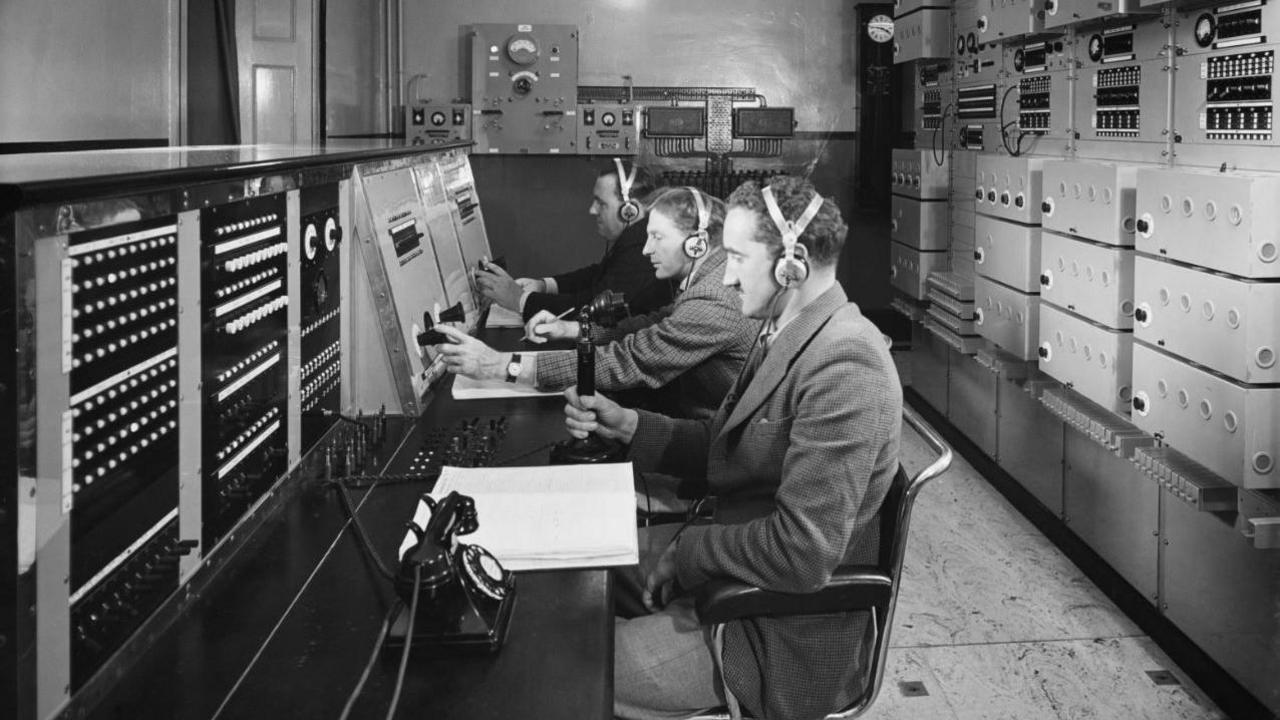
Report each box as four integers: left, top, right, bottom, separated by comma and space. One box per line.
438, 187, 756, 420
565, 176, 903, 719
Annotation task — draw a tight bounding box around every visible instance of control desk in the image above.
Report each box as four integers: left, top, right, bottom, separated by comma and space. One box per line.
87, 329, 612, 720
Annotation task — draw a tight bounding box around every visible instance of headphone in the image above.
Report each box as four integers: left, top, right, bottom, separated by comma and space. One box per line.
762, 185, 825, 288
682, 187, 710, 259
614, 157, 642, 224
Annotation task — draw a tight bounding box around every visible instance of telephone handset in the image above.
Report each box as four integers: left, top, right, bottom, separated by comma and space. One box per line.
388, 490, 516, 652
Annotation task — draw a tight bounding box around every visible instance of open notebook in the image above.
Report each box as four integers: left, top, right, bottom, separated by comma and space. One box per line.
397, 463, 639, 571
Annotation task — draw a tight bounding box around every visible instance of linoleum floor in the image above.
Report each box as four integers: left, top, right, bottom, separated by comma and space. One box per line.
868, 419, 1228, 720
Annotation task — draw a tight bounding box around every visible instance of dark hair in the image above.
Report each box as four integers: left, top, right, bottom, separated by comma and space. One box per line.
644, 186, 727, 248
599, 161, 658, 202
726, 175, 847, 267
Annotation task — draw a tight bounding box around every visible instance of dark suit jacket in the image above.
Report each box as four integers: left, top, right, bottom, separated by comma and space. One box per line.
628, 284, 903, 719
535, 249, 756, 419
520, 221, 674, 321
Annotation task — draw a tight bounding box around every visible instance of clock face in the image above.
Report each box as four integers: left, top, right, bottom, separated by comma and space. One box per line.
1088, 34, 1104, 62
867, 15, 894, 43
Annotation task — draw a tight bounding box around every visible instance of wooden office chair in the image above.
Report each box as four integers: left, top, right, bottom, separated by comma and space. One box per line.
691, 405, 952, 719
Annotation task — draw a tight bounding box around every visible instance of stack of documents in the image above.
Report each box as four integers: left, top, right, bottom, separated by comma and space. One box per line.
397, 463, 639, 571
484, 304, 526, 328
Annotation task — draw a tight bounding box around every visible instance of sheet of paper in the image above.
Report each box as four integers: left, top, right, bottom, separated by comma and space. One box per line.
484, 304, 525, 328
397, 463, 639, 571
451, 358, 561, 399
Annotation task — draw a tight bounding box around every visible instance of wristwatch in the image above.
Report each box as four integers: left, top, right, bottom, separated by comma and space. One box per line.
505, 353, 523, 383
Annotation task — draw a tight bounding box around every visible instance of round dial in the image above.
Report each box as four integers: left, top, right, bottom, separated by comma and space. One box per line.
601, 111, 617, 127
506, 35, 539, 66
430, 111, 447, 126
967, 32, 978, 54
460, 544, 509, 601
867, 15, 894, 43
956, 34, 967, 55
1088, 34, 1104, 62
1013, 48, 1025, 72
1194, 13, 1216, 47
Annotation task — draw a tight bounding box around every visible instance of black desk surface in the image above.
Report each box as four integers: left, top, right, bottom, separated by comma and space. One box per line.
87, 330, 613, 720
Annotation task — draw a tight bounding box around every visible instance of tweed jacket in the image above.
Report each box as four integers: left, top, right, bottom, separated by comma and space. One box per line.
520, 222, 675, 321
535, 248, 756, 419
628, 284, 903, 719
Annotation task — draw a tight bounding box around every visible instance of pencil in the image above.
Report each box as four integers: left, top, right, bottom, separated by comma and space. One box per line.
522, 307, 575, 342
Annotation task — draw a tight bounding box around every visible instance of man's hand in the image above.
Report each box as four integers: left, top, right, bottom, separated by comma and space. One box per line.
433, 324, 506, 380
523, 310, 578, 344
515, 277, 546, 293
643, 540, 680, 613
563, 386, 638, 443
474, 263, 526, 311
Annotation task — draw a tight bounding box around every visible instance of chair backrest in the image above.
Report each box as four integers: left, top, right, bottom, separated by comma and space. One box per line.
834, 404, 952, 719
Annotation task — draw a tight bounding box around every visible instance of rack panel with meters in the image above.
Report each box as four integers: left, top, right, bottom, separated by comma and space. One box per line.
974, 213, 1045, 292
1040, 230, 1137, 329
1135, 166, 1280, 278
891, 241, 952, 299
892, 147, 951, 199
1171, 1, 1279, 148
406, 103, 473, 147
577, 103, 640, 155
1008, 37, 1074, 146
1133, 255, 1280, 384
1131, 341, 1280, 489
469, 23, 579, 154
892, 195, 951, 251
1072, 20, 1174, 151
1040, 160, 1142, 245
1038, 302, 1135, 415
975, 154, 1047, 224
974, 273, 1043, 359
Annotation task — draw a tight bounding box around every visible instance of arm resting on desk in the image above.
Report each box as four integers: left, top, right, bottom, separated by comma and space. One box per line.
695, 566, 892, 624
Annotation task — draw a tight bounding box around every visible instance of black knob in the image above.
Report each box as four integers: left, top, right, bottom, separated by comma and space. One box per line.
1038, 346, 1049, 359
975, 189, 984, 200
1041, 200, 1052, 213
1133, 396, 1147, 411
1136, 218, 1149, 233
1040, 273, 1050, 286
1015, 196, 1025, 208
1134, 308, 1148, 322
974, 251, 982, 260
987, 191, 996, 202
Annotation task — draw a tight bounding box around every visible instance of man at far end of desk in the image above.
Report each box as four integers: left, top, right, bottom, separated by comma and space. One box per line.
562, 175, 904, 720
435, 186, 756, 421
474, 158, 675, 322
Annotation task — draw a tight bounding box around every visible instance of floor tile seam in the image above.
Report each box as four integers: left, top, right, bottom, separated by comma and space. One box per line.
888, 632, 1151, 650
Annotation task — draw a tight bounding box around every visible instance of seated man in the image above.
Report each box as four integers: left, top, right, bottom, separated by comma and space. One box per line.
475, 159, 675, 322
562, 176, 903, 719
437, 186, 757, 421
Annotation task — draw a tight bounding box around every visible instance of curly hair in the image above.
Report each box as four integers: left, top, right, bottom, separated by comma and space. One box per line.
726, 175, 847, 267
643, 186, 727, 248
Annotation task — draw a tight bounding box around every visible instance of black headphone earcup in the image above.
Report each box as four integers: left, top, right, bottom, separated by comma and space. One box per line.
773, 243, 810, 287
684, 232, 709, 259
618, 199, 641, 224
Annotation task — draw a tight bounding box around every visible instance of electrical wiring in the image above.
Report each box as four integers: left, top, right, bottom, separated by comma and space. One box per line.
328, 479, 398, 582
385, 566, 421, 720
338, 602, 399, 720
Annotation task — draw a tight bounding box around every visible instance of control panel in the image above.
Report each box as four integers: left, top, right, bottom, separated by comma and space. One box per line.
1073, 20, 1172, 149
199, 196, 290, 548
1131, 342, 1279, 488
1173, 1, 1279, 147
1039, 231, 1136, 329
974, 273, 1043, 360
1133, 255, 1280, 385
978, 0, 1048, 41
892, 194, 950, 250
577, 102, 640, 155
918, 62, 949, 132
975, 154, 1046, 224
1040, 160, 1141, 245
892, 147, 951, 199
1038, 302, 1134, 414
974, 214, 1043, 292
891, 242, 951, 299
469, 23, 579, 154
1134, 166, 1280, 278
407, 103, 473, 147
298, 184, 344, 452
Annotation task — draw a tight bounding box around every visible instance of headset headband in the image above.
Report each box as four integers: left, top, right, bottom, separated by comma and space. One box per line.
613, 157, 637, 204
762, 185, 825, 250
686, 186, 709, 237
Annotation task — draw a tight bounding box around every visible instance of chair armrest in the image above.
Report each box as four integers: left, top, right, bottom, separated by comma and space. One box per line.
695, 566, 893, 624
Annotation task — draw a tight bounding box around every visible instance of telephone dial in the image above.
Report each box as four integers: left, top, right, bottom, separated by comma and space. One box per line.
388, 490, 516, 651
